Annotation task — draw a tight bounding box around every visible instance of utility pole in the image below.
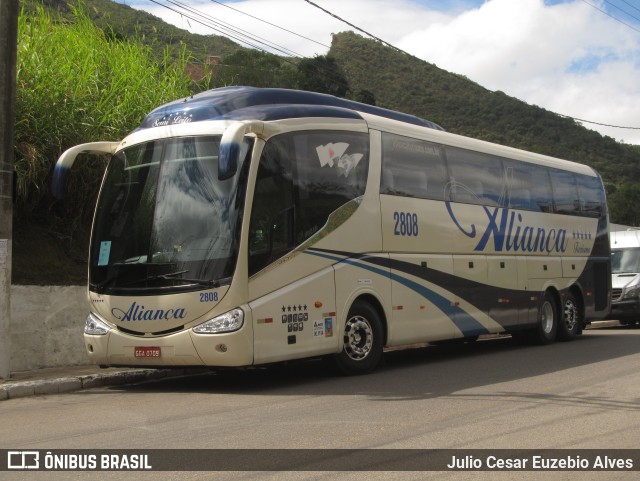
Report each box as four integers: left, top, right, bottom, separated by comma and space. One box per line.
0, 0, 19, 379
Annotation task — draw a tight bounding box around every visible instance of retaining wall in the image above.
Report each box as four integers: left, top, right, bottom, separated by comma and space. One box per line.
10, 285, 89, 371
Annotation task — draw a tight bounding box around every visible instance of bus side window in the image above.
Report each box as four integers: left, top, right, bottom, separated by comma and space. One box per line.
446, 147, 504, 206
381, 132, 446, 200
381, 168, 395, 193
550, 169, 580, 216
506, 161, 553, 213
576, 173, 605, 218
294, 131, 369, 244
249, 130, 369, 276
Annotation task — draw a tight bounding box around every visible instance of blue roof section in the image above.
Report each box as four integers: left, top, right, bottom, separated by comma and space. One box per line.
136, 87, 444, 132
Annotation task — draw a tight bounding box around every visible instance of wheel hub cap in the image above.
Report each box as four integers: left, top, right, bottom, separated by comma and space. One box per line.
344, 316, 373, 361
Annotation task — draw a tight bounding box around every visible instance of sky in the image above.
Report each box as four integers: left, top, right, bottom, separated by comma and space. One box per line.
123, 0, 640, 144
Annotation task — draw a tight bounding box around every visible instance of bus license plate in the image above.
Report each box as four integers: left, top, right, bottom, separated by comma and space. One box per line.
135, 346, 161, 358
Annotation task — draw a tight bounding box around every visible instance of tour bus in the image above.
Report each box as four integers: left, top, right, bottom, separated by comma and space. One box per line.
53, 87, 611, 374
609, 229, 640, 325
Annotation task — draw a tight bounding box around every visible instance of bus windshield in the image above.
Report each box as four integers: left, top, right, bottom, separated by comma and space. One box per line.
611, 248, 640, 274
89, 135, 252, 294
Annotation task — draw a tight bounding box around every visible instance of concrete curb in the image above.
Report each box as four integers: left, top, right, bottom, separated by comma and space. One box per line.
0, 368, 192, 401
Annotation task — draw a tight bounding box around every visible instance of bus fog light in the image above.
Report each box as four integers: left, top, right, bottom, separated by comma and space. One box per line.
193, 308, 244, 334
84, 312, 111, 335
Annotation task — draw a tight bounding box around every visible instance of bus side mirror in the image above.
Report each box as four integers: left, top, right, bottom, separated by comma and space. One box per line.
52, 142, 119, 199
219, 121, 264, 181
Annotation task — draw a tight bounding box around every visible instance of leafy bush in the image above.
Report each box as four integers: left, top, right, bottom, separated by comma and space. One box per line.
14, 3, 199, 229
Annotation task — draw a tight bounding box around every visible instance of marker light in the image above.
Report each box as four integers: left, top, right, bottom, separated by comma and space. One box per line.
84, 312, 111, 335
192, 308, 244, 334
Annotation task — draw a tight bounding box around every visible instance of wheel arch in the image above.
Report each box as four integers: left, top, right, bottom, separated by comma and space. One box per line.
567, 284, 585, 317
350, 293, 388, 347
545, 285, 562, 313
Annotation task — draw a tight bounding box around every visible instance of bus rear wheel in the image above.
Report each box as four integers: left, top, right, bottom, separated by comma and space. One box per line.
333, 300, 383, 375
557, 292, 582, 341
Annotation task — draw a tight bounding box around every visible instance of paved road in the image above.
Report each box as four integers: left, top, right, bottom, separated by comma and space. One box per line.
1, 326, 639, 480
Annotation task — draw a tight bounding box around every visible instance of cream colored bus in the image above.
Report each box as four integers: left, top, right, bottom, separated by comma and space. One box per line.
53, 87, 611, 374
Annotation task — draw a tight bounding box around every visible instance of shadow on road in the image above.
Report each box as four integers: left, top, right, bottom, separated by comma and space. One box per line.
97, 326, 640, 406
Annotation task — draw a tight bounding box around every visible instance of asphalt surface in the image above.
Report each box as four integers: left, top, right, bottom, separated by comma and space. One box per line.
0, 320, 622, 401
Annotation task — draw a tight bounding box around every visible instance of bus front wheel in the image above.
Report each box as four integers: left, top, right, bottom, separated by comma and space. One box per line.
333, 300, 383, 375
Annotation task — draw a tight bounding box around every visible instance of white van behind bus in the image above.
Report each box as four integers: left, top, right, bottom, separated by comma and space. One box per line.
610, 229, 640, 325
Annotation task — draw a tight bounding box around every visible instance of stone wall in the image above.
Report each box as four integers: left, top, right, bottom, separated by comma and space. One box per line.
10, 285, 89, 372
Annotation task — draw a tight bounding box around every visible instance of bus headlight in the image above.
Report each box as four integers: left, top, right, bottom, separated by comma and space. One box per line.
84, 312, 111, 335
624, 286, 640, 299
192, 308, 244, 334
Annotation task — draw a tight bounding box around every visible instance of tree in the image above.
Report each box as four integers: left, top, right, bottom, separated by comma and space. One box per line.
353, 89, 376, 105
608, 182, 640, 226
297, 55, 349, 97
213, 50, 300, 89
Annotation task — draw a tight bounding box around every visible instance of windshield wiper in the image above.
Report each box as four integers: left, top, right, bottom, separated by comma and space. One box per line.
92, 275, 118, 293
92, 264, 182, 292
124, 270, 225, 288
93, 270, 229, 291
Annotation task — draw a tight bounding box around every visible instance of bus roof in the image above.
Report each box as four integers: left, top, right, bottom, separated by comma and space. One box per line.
135, 86, 444, 132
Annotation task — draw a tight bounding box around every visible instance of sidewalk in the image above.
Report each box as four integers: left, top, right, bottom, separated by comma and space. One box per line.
0, 321, 622, 401
0, 365, 197, 401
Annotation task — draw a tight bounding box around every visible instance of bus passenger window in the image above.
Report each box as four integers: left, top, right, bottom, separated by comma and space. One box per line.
293, 131, 369, 244
576, 173, 605, 218
550, 169, 580, 215
381, 132, 447, 200
446, 147, 504, 206
505, 161, 553, 213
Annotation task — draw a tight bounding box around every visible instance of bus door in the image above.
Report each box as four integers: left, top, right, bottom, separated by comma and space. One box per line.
249, 263, 339, 365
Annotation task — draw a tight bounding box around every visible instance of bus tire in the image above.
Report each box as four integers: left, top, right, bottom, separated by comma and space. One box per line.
557, 292, 582, 341
333, 300, 384, 375
529, 291, 557, 345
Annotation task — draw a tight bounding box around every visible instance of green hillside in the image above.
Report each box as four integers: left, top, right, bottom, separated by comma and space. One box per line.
329, 32, 640, 187
23, 0, 243, 61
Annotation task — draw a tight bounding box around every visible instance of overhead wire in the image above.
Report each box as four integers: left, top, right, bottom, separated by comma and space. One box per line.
303, 0, 640, 132
302, 0, 402, 53
145, 0, 272, 51
620, 0, 640, 16
207, 0, 330, 50
147, 0, 303, 56
142, 0, 351, 89
145, 0, 640, 132
579, 0, 640, 34
602, 0, 640, 24
559, 115, 640, 130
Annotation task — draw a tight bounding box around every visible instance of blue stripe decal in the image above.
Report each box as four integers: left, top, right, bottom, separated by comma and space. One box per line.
305, 250, 489, 337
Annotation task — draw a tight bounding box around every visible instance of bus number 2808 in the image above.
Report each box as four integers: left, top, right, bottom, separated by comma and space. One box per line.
393, 212, 419, 237
200, 292, 219, 302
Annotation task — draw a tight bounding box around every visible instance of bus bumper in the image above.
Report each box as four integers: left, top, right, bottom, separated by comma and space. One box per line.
84, 326, 254, 368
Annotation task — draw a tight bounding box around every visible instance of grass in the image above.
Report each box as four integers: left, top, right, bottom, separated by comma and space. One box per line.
13, 2, 206, 284
15, 2, 200, 218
